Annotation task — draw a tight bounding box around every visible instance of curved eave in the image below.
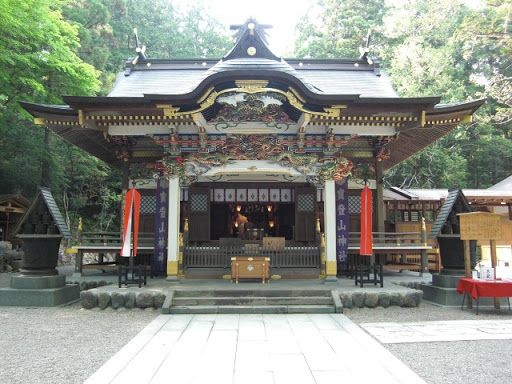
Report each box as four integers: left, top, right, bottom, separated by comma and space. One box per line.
19, 102, 122, 169
430, 99, 485, 116
19, 101, 76, 117
63, 90, 440, 114
381, 99, 486, 171
50, 125, 123, 169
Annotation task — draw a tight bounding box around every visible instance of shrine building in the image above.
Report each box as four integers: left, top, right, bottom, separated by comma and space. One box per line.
21, 20, 484, 280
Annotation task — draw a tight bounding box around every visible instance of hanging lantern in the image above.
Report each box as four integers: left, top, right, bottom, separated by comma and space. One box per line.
360, 186, 373, 256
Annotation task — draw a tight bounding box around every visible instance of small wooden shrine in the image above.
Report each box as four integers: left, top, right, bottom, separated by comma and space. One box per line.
429, 189, 477, 275
0, 194, 30, 242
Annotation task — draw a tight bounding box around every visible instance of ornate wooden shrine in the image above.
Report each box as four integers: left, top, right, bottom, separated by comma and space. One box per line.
20, 19, 484, 279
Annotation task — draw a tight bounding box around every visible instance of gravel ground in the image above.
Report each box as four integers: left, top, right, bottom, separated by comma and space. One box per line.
1, 273, 511, 384
0, 302, 158, 384
344, 302, 512, 384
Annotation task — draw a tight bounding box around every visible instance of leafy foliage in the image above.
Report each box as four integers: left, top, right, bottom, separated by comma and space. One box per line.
0, 0, 231, 232
295, 0, 385, 58
0, 0, 100, 201
295, 0, 512, 189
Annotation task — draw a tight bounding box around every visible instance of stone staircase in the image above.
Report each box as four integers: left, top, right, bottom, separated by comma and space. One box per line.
162, 289, 342, 314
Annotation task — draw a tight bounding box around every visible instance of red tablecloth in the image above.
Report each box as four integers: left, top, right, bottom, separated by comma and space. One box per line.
457, 278, 512, 301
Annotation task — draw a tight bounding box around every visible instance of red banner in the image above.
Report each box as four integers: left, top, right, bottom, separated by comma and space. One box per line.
121, 188, 140, 257
360, 186, 373, 255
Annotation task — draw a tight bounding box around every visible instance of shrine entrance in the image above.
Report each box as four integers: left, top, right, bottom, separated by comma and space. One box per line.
187, 183, 317, 244
183, 182, 321, 277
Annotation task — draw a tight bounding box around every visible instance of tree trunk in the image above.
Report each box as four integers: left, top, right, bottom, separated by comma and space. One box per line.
42, 128, 51, 187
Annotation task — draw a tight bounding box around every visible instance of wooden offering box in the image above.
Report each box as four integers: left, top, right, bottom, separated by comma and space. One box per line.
231, 256, 270, 284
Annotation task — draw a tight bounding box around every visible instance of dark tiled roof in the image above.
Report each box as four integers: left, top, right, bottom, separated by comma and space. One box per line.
298, 70, 397, 98
107, 58, 395, 99
108, 70, 207, 97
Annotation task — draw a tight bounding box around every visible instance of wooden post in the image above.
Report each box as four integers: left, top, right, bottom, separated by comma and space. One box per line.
74, 217, 84, 275
463, 239, 472, 309
120, 159, 130, 234
420, 218, 428, 276
375, 160, 385, 265
323, 180, 337, 280
167, 176, 181, 280
490, 239, 500, 309
375, 160, 385, 233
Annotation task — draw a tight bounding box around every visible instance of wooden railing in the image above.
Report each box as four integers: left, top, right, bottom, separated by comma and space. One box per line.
183, 245, 321, 269
71, 227, 435, 275
71, 231, 155, 274
76, 231, 155, 246
348, 231, 425, 247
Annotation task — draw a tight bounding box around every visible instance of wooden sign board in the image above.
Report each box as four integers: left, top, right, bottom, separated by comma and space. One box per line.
499, 217, 512, 245
458, 212, 503, 241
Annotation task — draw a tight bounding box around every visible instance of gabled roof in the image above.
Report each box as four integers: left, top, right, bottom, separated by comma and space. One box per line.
428, 189, 473, 239
12, 187, 71, 239
20, 19, 485, 172
106, 18, 397, 101
385, 187, 512, 205
489, 175, 512, 191
0, 194, 30, 214
106, 57, 398, 100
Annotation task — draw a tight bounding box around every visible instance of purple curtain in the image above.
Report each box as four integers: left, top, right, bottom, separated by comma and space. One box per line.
335, 178, 349, 271
152, 178, 168, 276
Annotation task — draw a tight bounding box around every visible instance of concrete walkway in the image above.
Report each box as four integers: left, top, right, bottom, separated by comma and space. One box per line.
85, 313, 426, 384
361, 319, 512, 343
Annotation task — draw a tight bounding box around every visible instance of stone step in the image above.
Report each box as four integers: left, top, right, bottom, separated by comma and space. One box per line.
173, 296, 334, 306
173, 289, 332, 298
168, 304, 335, 314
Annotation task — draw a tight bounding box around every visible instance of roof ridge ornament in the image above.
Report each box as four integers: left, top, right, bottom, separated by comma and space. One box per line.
125, 28, 147, 76
224, 19, 280, 61
359, 28, 372, 62
358, 28, 381, 76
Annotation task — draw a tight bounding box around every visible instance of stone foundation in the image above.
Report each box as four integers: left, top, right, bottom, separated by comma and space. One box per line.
79, 289, 423, 310
339, 290, 422, 309
80, 290, 166, 310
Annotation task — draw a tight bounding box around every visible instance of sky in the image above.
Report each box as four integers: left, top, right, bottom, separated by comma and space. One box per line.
175, 0, 315, 56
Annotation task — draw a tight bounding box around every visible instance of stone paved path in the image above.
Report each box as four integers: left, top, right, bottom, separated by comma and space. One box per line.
361, 319, 512, 344
85, 314, 426, 384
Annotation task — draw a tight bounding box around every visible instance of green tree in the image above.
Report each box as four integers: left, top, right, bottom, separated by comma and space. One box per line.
63, 0, 231, 94
456, 0, 512, 186
0, 0, 232, 231
0, 0, 100, 198
294, 0, 385, 58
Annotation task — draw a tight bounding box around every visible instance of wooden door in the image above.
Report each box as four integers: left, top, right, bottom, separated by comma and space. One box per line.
188, 187, 210, 242
211, 204, 230, 240
295, 186, 317, 242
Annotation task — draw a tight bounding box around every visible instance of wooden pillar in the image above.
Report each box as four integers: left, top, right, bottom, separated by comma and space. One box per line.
420, 218, 428, 276
120, 159, 130, 234
166, 176, 181, 280
323, 179, 337, 281
375, 160, 385, 265
375, 160, 385, 233
463, 239, 473, 309
490, 239, 500, 309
